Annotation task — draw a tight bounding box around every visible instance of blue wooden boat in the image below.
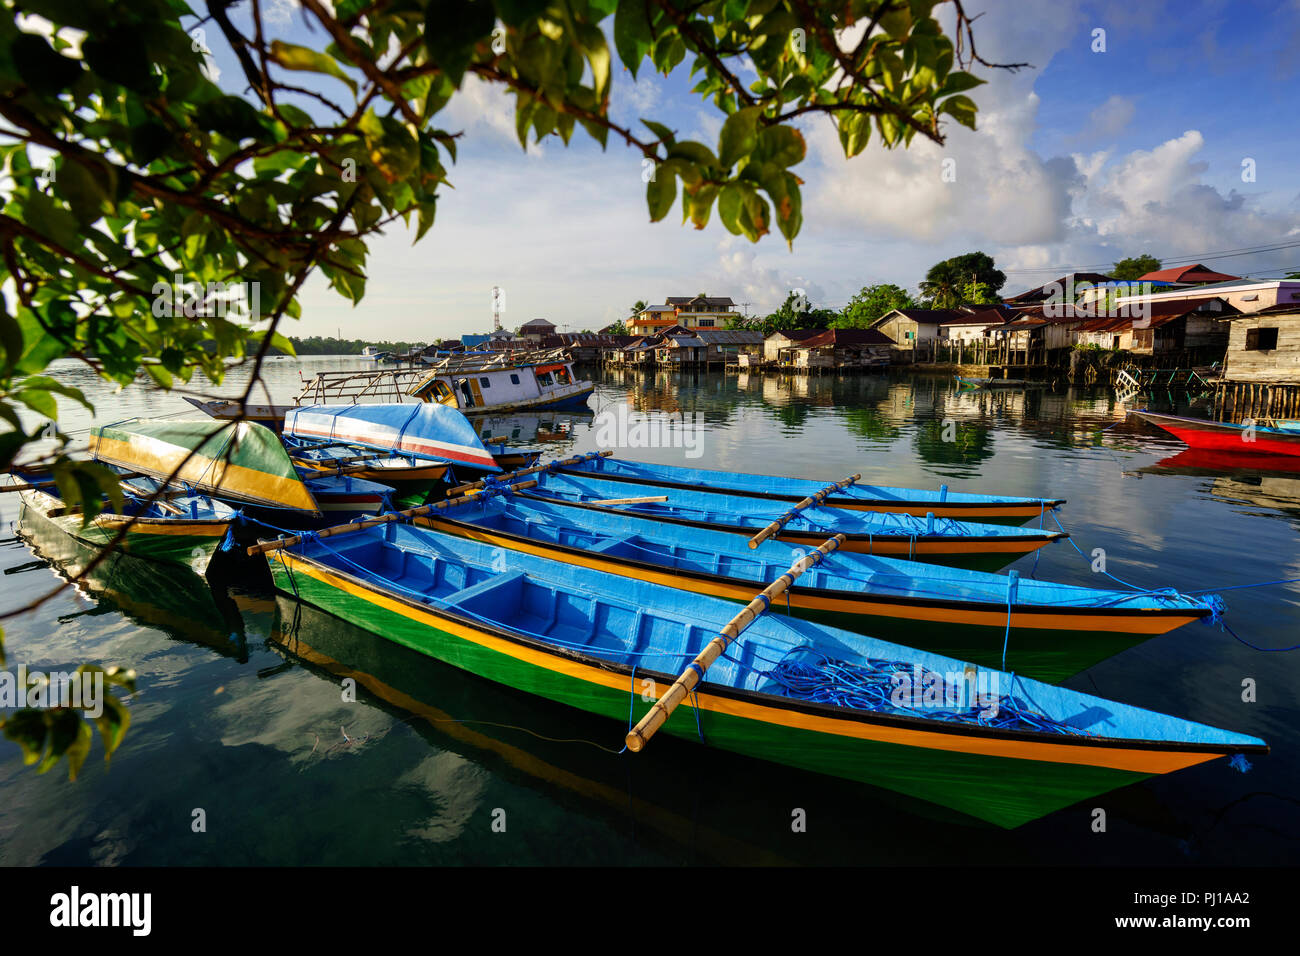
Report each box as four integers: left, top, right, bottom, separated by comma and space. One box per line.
283, 403, 501, 474
498, 470, 1065, 571
257, 521, 1265, 829
556, 456, 1062, 525
417, 493, 1217, 683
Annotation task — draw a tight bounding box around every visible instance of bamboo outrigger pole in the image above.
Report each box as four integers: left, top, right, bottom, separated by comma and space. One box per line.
447, 450, 613, 497
624, 533, 848, 753
246, 479, 539, 555
746, 474, 860, 549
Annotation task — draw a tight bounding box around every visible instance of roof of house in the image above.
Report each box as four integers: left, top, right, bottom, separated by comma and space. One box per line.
519, 318, 556, 330
1138, 264, 1242, 284
694, 329, 765, 345
798, 328, 895, 347
766, 328, 827, 341
1005, 273, 1115, 302
939, 306, 1015, 326
879, 307, 969, 325
666, 295, 735, 308
638, 304, 677, 313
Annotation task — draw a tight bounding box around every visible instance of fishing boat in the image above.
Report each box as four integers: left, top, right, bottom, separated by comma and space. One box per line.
554, 456, 1063, 524
87, 418, 400, 525
417, 493, 1216, 683
282, 403, 502, 479
954, 375, 1044, 390
7, 470, 236, 575
488, 469, 1064, 571
254, 522, 1265, 829
1130, 410, 1300, 458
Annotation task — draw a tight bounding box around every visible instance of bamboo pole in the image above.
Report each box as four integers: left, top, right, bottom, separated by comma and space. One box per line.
586, 495, 668, 506
747, 474, 860, 549
447, 450, 613, 497
246, 479, 539, 555
625, 533, 848, 753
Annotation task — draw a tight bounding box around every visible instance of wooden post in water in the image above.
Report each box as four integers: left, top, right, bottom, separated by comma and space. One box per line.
624, 534, 847, 753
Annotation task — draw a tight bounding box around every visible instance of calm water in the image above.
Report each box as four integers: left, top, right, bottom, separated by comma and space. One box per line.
2, 358, 1298, 865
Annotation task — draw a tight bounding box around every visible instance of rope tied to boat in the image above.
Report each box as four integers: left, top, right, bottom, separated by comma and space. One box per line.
219, 509, 244, 552
762, 647, 1093, 737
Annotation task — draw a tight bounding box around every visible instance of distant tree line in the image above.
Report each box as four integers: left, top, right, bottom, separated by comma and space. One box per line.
284, 336, 426, 355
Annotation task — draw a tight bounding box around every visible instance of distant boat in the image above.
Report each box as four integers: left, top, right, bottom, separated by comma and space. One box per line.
955, 375, 1044, 389
1130, 410, 1300, 458
410, 352, 594, 414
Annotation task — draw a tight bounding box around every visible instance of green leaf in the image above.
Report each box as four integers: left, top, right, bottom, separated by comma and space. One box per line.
9, 32, 83, 95
424, 0, 496, 87
614, 0, 654, 79
941, 95, 978, 130
494, 0, 551, 26
838, 113, 871, 159
718, 106, 760, 169
666, 140, 718, 168
646, 166, 676, 222
81, 28, 156, 93
641, 119, 676, 147
717, 183, 745, 235
756, 125, 806, 167
269, 40, 358, 95
58, 160, 117, 226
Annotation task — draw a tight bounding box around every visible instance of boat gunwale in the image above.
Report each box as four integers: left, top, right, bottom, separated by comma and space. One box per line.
272, 542, 1265, 758
420, 510, 1208, 621
555, 464, 1067, 510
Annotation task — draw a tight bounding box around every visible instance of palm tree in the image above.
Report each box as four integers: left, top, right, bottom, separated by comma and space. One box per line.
629, 300, 648, 316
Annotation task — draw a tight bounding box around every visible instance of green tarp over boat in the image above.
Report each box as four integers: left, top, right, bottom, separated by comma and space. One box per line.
89, 418, 320, 515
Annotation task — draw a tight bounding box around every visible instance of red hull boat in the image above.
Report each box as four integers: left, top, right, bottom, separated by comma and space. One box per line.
1131, 410, 1300, 458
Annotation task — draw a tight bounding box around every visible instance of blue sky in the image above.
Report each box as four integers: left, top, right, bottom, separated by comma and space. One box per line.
203, 0, 1300, 340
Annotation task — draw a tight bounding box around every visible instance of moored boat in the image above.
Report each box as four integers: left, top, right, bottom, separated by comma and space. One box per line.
9, 471, 235, 575
555, 455, 1063, 524
254, 521, 1265, 829
499, 470, 1065, 571
282, 403, 502, 476
416, 493, 1216, 683
1130, 410, 1300, 458
89, 418, 322, 515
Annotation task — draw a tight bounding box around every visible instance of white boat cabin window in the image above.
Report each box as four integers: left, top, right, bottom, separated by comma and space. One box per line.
510, 373, 520, 384
536, 370, 553, 386
479, 377, 491, 387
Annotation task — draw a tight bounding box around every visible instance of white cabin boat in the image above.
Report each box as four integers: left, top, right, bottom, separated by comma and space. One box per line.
409, 351, 594, 414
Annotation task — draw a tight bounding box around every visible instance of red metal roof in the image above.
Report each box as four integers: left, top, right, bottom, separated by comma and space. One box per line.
1138, 264, 1241, 284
